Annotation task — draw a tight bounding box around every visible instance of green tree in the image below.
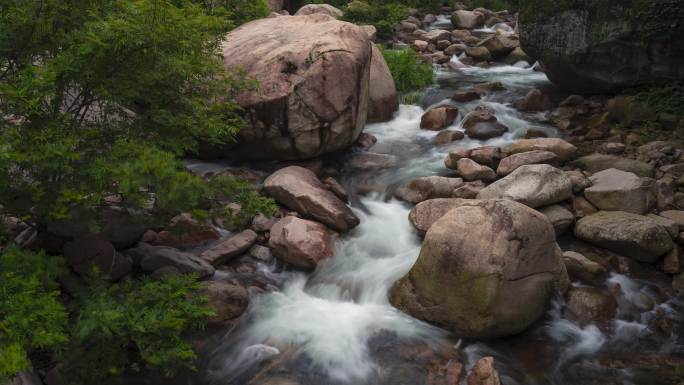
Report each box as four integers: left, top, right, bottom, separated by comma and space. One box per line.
0, 0, 274, 231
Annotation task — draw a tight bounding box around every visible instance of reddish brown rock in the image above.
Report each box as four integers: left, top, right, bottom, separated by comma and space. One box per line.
467, 357, 501, 385
452, 90, 481, 103
203, 280, 249, 325
269, 216, 337, 268
200, 230, 258, 267
496, 150, 558, 176
434, 130, 465, 145
421, 106, 459, 130
368, 44, 399, 123
456, 158, 497, 182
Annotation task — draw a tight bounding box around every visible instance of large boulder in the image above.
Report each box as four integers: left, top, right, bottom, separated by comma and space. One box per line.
368, 45, 399, 123
264, 166, 359, 232
583, 168, 656, 214
126, 243, 215, 278
519, 0, 684, 93
203, 280, 249, 325
574, 211, 674, 263
391, 199, 567, 338
269, 216, 336, 268
221, 14, 372, 160
477, 164, 573, 208
294, 4, 343, 18
63, 234, 131, 281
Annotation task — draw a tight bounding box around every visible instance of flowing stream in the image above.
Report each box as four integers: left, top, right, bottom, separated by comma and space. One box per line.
181, 45, 684, 385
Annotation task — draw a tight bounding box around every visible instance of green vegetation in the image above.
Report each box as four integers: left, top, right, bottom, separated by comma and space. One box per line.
0, 0, 273, 382
380, 47, 434, 94
0, 248, 67, 382
464, 0, 517, 11
636, 83, 684, 116
0, 247, 213, 384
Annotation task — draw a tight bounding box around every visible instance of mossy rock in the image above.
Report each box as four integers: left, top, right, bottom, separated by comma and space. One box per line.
519, 0, 684, 93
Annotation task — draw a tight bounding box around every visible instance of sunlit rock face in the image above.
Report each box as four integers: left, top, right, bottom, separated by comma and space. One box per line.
519, 0, 684, 93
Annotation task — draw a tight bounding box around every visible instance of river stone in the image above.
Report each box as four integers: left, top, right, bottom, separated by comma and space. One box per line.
294, 4, 343, 18
221, 14, 371, 160
422, 29, 451, 44
470, 146, 503, 169
391, 199, 567, 338
264, 166, 359, 232
583, 169, 656, 215
562, 251, 608, 285
444, 148, 472, 169
63, 234, 131, 281
477, 164, 573, 208
199, 229, 258, 266
203, 280, 249, 325
564, 287, 617, 326
453, 181, 486, 199
463, 109, 508, 139
477, 35, 517, 60
516, 88, 553, 112
465, 46, 492, 62
519, 0, 684, 93
127, 243, 215, 278
394, 176, 465, 204
507, 138, 577, 162
434, 130, 465, 145
456, 158, 497, 182
539, 204, 574, 236
659, 210, 684, 230
647, 214, 680, 238
451, 10, 484, 29
467, 357, 501, 385
572, 154, 655, 178
574, 211, 674, 263
408, 198, 469, 236
269, 216, 336, 269
496, 150, 558, 176
420, 106, 459, 130
368, 44, 399, 123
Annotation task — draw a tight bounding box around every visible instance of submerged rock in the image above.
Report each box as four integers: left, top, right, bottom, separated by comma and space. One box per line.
391, 199, 567, 338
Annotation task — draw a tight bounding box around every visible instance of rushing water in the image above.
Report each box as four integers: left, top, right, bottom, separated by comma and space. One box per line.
181, 48, 684, 385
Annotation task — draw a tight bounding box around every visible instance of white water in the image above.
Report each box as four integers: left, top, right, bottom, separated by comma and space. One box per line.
208, 198, 445, 384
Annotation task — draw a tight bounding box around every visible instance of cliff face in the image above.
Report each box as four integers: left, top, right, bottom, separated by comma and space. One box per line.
520, 0, 684, 93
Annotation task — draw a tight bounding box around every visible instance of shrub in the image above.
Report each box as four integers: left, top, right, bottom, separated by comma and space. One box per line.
0, 248, 68, 382
636, 83, 684, 116
343, 1, 409, 38
381, 47, 434, 94
62, 274, 214, 383
464, 0, 518, 11
194, 0, 271, 27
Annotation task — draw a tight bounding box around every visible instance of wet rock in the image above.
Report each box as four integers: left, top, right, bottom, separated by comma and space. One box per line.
516, 88, 553, 112
348, 152, 398, 170
452, 90, 481, 102
368, 45, 399, 123
251, 214, 277, 232
507, 138, 577, 162
470, 146, 503, 169
127, 243, 215, 278
63, 234, 131, 281
408, 198, 469, 236
465, 46, 491, 62
496, 150, 558, 176
395, 176, 465, 204
269, 216, 336, 269
354, 132, 378, 149
562, 251, 608, 285
574, 211, 674, 263
539, 204, 575, 236
391, 199, 567, 338
247, 244, 273, 262
322, 177, 348, 203
421, 106, 459, 130
456, 158, 497, 182
572, 154, 655, 178
467, 357, 501, 385
451, 29, 472, 42
200, 230, 258, 266
477, 164, 573, 208
478, 35, 517, 60
504, 47, 531, 65
434, 130, 465, 145
221, 14, 371, 160
203, 280, 249, 325
463, 108, 508, 139
584, 169, 656, 215
451, 10, 484, 29
444, 148, 472, 169
472, 81, 505, 94
264, 166, 359, 232
564, 287, 617, 326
